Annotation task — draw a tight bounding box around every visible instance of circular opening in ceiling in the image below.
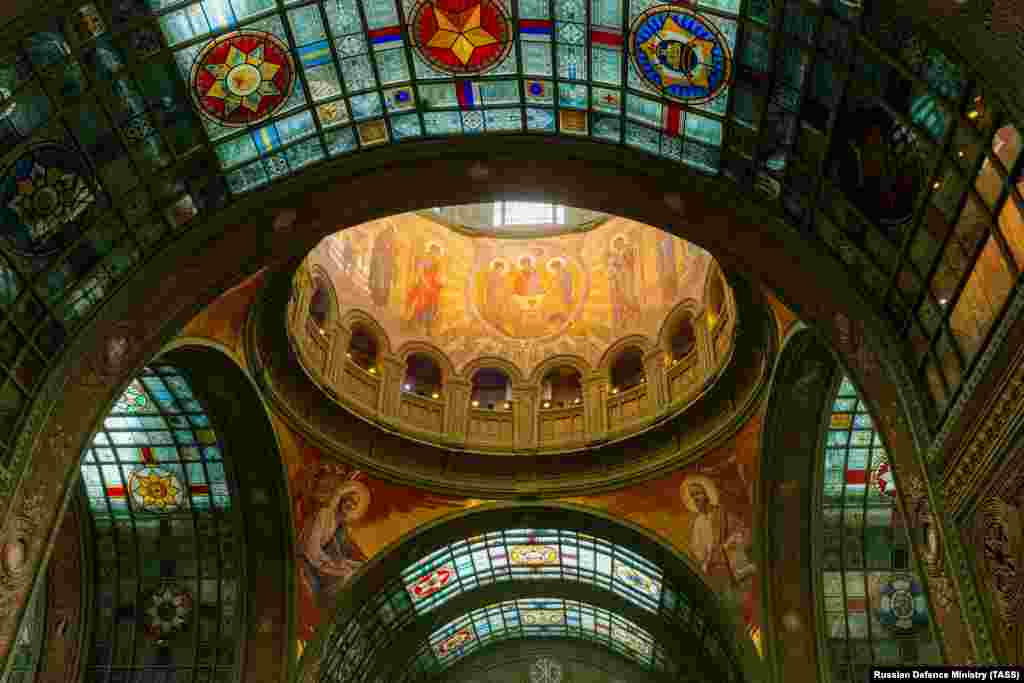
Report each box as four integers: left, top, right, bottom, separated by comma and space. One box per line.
424, 202, 608, 236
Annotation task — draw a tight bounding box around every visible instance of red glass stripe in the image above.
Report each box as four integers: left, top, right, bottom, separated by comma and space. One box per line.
107, 486, 126, 497
845, 469, 868, 484
519, 19, 553, 30
591, 29, 622, 46
367, 26, 403, 40
665, 104, 682, 135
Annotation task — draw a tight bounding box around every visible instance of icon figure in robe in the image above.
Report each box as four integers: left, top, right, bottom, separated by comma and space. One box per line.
406, 242, 444, 335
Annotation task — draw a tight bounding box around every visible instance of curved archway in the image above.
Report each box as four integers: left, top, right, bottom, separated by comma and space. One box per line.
297, 503, 759, 683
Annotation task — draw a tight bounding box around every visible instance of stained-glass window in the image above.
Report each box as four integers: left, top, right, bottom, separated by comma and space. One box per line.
820, 377, 940, 683
397, 598, 670, 681
398, 528, 665, 617
311, 522, 739, 683
80, 364, 242, 682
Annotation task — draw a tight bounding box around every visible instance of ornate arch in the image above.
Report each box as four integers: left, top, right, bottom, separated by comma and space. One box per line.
461, 356, 526, 386
306, 264, 339, 327
527, 355, 593, 386
296, 503, 761, 683
656, 299, 703, 355
395, 341, 457, 384
598, 336, 654, 379
339, 309, 393, 355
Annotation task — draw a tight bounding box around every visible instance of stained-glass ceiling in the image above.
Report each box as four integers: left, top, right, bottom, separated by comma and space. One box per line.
311, 524, 735, 683
398, 597, 671, 682
819, 376, 940, 682
0, 0, 1021, 481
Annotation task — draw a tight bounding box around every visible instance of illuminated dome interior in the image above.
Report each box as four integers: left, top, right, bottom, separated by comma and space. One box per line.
303, 204, 718, 374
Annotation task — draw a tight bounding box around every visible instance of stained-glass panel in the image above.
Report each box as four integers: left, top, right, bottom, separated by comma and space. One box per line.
311, 523, 740, 683
399, 598, 669, 681
820, 377, 940, 683
80, 364, 241, 682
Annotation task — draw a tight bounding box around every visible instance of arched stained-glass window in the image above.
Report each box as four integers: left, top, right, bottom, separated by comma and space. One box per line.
79, 364, 242, 681
399, 598, 670, 682
820, 376, 940, 683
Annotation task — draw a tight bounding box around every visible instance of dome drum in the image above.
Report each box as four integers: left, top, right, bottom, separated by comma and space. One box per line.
285, 211, 739, 455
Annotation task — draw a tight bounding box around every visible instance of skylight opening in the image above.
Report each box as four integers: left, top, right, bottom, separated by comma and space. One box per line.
493, 202, 568, 226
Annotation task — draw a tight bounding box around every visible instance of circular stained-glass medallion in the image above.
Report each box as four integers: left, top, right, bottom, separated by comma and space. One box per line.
629, 6, 733, 105
143, 584, 194, 643
190, 31, 295, 128
877, 575, 929, 633
128, 465, 185, 513
0, 144, 97, 257
411, 0, 513, 75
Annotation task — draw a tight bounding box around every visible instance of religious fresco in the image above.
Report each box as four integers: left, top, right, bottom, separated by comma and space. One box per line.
308, 213, 712, 374
288, 443, 470, 645
283, 410, 762, 656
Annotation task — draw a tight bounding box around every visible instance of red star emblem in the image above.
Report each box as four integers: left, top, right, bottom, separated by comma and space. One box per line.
412, 0, 512, 74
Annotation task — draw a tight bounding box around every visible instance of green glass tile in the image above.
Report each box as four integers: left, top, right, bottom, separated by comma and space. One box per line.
288, 5, 327, 45
323, 125, 357, 155
374, 47, 410, 85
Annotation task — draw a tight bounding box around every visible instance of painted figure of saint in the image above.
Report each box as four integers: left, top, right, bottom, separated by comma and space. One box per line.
297, 468, 370, 611
656, 234, 677, 304
484, 259, 509, 333
369, 225, 395, 308
679, 474, 755, 593
512, 255, 545, 296
548, 257, 573, 309
406, 242, 444, 335
608, 236, 641, 326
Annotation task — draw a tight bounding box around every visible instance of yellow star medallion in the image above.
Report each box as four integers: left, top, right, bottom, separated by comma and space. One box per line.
204, 44, 282, 116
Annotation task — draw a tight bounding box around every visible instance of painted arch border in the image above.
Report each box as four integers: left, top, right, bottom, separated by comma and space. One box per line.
1, 134, 968, 673
294, 501, 763, 683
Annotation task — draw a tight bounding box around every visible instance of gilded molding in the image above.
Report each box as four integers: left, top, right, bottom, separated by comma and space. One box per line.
941, 341, 1024, 519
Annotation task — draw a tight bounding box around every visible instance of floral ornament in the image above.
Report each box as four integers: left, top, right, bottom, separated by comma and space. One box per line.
6, 162, 94, 248
143, 585, 193, 643
128, 466, 185, 513
191, 32, 295, 127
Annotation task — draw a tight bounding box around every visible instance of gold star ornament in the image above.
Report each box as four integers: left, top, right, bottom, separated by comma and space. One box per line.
204, 43, 282, 116
637, 17, 716, 90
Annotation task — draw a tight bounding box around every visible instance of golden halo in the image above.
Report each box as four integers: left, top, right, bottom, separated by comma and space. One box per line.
679, 474, 719, 512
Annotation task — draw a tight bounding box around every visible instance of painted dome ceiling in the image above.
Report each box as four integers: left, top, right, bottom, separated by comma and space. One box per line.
304, 206, 716, 374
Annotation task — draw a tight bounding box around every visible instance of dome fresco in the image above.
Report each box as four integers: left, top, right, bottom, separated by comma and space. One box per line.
303, 210, 713, 373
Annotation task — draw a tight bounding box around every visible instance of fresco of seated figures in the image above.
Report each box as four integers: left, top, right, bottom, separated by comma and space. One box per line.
304, 209, 713, 374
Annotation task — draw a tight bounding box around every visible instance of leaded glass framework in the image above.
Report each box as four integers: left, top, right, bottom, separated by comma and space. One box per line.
311, 524, 734, 683
398, 598, 670, 682
0, 0, 1020, 480
819, 376, 940, 683
79, 364, 243, 682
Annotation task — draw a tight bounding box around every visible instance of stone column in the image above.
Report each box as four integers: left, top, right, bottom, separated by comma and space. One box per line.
445, 378, 471, 444
512, 384, 539, 449
643, 348, 668, 414
376, 353, 405, 418
583, 372, 609, 439
697, 312, 715, 380
325, 324, 352, 386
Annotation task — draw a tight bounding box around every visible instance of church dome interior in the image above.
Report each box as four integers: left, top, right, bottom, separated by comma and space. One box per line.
286, 205, 740, 456
0, 0, 1021, 680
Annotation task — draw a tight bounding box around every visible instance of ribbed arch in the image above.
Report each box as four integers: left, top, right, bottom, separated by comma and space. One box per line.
78, 364, 243, 681
818, 376, 940, 681
400, 597, 669, 681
